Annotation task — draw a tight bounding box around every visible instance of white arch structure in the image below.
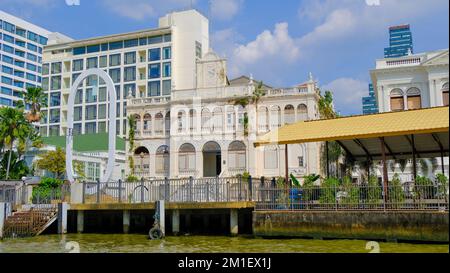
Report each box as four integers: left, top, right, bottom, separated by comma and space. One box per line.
66, 69, 117, 183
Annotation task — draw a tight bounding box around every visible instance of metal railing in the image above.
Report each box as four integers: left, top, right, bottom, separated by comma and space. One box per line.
80, 177, 255, 204
255, 183, 449, 211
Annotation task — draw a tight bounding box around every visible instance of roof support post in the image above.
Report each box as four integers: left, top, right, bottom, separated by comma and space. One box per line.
326, 141, 330, 179
411, 135, 417, 184
380, 137, 389, 203
285, 144, 289, 187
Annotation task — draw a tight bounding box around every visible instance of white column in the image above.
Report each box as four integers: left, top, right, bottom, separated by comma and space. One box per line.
123, 210, 130, 234
77, 210, 84, 233
172, 209, 180, 235
57, 202, 68, 234
230, 209, 238, 236
0, 202, 5, 239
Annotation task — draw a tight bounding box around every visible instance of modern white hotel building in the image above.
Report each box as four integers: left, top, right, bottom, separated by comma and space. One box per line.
40, 9, 322, 179
0, 10, 51, 107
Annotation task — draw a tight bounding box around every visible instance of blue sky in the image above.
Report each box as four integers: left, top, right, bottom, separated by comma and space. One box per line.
1, 0, 448, 116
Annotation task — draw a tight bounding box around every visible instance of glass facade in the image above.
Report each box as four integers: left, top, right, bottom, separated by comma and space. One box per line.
384, 25, 413, 58
0, 15, 48, 108
362, 84, 379, 115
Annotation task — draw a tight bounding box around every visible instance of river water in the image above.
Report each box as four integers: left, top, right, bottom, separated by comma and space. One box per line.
0, 234, 448, 253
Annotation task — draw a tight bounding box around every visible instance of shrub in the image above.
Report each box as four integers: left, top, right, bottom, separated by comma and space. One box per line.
414, 176, 434, 199
436, 173, 449, 197
367, 175, 382, 204
341, 176, 359, 205
319, 177, 339, 205
389, 173, 405, 203
32, 177, 63, 203
126, 175, 139, 182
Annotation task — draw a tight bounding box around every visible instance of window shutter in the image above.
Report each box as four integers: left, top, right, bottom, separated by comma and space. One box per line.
443, 92, 449, 106
390, 97, 404, 111
407, 96, 421, 110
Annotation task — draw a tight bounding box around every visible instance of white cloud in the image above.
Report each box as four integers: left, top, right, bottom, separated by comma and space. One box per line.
322, 78, 369, 115
210, 0, 243, 21
233, 22, 300, 65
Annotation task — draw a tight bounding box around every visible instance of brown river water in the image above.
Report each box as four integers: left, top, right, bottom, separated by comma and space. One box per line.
0, 234, 448, 253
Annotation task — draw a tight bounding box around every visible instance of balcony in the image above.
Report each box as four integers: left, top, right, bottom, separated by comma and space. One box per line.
130, 97, 171, 106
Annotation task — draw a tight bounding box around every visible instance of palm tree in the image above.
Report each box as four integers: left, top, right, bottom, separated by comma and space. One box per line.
24, 86, 47, 123
0, 106, 36, 180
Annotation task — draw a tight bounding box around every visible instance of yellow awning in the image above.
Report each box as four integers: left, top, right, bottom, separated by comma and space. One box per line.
254, 107, 449, 160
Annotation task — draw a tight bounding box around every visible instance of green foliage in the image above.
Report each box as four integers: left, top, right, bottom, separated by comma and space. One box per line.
436, 173, 449, 197
73, 160, 86, 180
126, 175, 139, 182
319, 177, 339, 204
243, 112, 249, 136
303, 174, 321, 187
128, 115, 136, 175
367, 175, 382, 204
302, 174, 320, 203
32, 177, 63, 202
290, 174, 301, 187
340, 176, 359, 205
276, 177, 286, 188
389, 174, 405, 203
241, 171, 251, 183
414, 176, 434, 199
0, 151, 30, 180
35, 147, 66, 179
24, 87, 47, 122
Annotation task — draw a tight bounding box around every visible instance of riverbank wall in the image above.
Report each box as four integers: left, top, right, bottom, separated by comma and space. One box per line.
253, 211, 449, 243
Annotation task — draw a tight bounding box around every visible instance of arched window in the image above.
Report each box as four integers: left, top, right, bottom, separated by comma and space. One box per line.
143, 114, 152, 135
237, 106, 245, 131
134, 146, 150, 171
297, 104, 308, 121
390, 89, 404, 112
201, 108, 211, 131
228, 141, 246, 171
270, 106, 281, 129
264, 146, 278, 169
406, 87, 421, 110
258, 106, 269, 132
165, 112, 171, 135
189, 109, 196, 132
179, 143, 196, 172
284, 105, 295, 125
177, 111, 185, 133
212, 107, 223, 132
442, 83, 449, 106
133, 114, 141, 133
155, 145, 169, 175
154, 113, 164, 135
226, 106, 236, 130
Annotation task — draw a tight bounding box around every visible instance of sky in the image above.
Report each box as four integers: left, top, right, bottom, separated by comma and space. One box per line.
1, 0, 448, 116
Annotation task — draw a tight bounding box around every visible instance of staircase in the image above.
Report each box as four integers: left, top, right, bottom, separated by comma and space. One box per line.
2, 206, 58, 238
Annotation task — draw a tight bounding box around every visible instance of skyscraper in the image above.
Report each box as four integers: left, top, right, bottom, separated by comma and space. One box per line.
384, 24, 413, 58
362, 83, 378, 115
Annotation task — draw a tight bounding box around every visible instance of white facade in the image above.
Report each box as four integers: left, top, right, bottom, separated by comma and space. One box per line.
369, 49, 449, 180
40, 9, 209, 138
127, 51, 321, 179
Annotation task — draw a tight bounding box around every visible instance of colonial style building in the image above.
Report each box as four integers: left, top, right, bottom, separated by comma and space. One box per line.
127, 51, 321, 179
369, 48, 449, 181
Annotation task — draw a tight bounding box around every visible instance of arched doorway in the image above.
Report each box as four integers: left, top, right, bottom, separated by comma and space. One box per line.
203, 141, 221, 177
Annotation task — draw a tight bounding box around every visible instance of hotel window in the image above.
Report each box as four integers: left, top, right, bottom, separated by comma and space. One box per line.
99, 56, 107, 68
163, 34, 171, 42
26, 73, 36, 82
42, 64, 50, 75
2, 66, 13, 75
73, 124, 82, 135
86, 75, 97, 86
75, 89, 83, 104
50, 92, 61, 107
2, 56, 13, 64
124, 66, 136, 82
26, 53, 36, 61
442, 83, 449, 106
15, 40, 26, 48
87, 44, 100, 54
139, 37, 148, 46
72, 73, 81, 85
27, 63, 37, 72
49, 125, 60, 136
87, 57, 98, 69
85, 123, 97, 134
149, 64, 160, 79
195, 41, 202, 58
85, 105, 97, 120
28, 31, 39, 42
3, 21, 15, 33
109, 68, 121, 83
390, 89, 404, 112
116, 102, 121, 117
40, 126, 48, 136
3, 34, 14, 43
162, 62, 171, 78
163, 47, 171, 60
27, 43, 38, 52
116, 85, 121, 100
2, 76, 13, 85
101, 43, 109, 51
124, 83, 136, 98
149, 48, 161, 61
98, 122, 106, 133
42, 77, 49, 91
51, 62, 62, 74
148, 35, 163, 44
109, 41, 123, 51
109, 54, 121, 66
98, 104, 107, 119
162, 80, 171, 96
50, 109, 60, 123
99, 87, 107, 102
3, 44, 14, 54
40, 110, 48, 124
406, 88, 421, 110
85, 88, 97, 103
124, 39, 138, 48
124, 52, 136, 65
51, 76, 61, 90
148, 81, 160, 97
16, 28, 26, 38
74, 107, 82, 121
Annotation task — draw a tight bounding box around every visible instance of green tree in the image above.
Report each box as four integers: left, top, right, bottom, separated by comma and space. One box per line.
341, 176, 359, 205
389, 173, 405, 204
367, 175, 382, 205
0, 151, 30, 180
436, 173, 449, 202
319, 177, 339, 205
36, 147, 66, 179
0, 106, 38, 180
24, 86, 47, 123
127, 115, 136, 175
